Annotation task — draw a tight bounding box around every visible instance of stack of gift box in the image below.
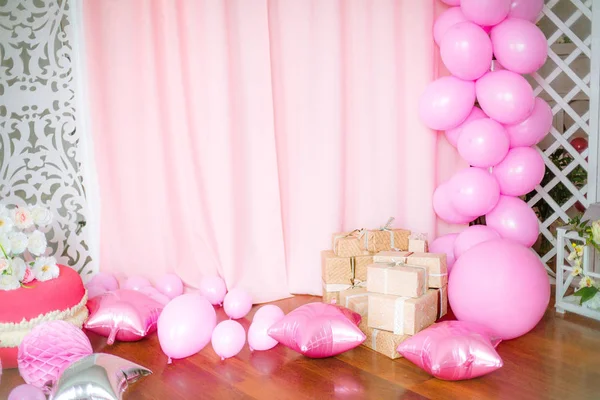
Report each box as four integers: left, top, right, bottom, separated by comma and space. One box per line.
322, 222, 448, 359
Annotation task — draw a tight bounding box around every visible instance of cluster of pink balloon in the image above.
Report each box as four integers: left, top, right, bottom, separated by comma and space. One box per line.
424, 0, 551, 341
86, 272, 184, 305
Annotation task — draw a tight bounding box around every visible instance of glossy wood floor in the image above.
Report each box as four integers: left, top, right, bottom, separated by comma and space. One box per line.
2, 295, 600, 400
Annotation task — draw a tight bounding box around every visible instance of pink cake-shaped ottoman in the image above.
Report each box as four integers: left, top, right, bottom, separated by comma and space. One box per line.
0, 265, 88, 368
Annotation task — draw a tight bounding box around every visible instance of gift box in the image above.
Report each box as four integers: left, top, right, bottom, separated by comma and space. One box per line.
331, 230, 364, 258
432, 286, 448, 319
406, 252, 448, 288
363, 228, 411, 253
373, 251, 412, 264
359, 319, 410, 359
338, 287, 370, 318
367, 289, 438, 335
408, 233, 428, 253
321, 250, 373, 284
366, 263, 428, 298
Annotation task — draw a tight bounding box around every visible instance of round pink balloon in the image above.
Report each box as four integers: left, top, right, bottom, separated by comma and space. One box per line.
88, 272, 119, 291
476, 70, 535, 125
491, 18, 548, 75
508, 0, 544, 21
139, 285, 171, 305
429, 233, 459, 274
419, 76, 476, 131
461, 0, 511, 26
224, 288, 253, 319
8, 384, 46, 400
485, 195, 539, 247
211, 320, 246, 360
433, 182, 476, 225
440, 0, 461, 6
457, 118, 510, 168
155, 273, 184, 299
123, 276, 151, 291
253, 304, 285, 323
248, 319, 279, 351
449, 239, 550, 339
450, 167, 500, 217
434, 7, 468, 46
199, 275, 227, 306
85, 283, 107, 299
441, 22, 493, 81
492, 147, 545, 196
445, 106, 486, 147
453, 225, 500, 259
505, 97, 552, 148
157, 293, 217, 362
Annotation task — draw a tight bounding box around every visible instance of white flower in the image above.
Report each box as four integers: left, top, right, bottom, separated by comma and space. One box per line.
33, 256, 59, 282
0, 214, 13, 234
0, 258, 9, 274
579, 275, 596, 289
592, 221, 600, 246
10, 257, 26, 281
30, 205, 53, 227
0, 273, 20, 291
12, 207, 33, 230
0, 204, 7, 217
572, 266, 583, 276
567, 250, 577, 261
0, 233, 12, 255
9, 231, 28, 255
27, 230, 47, 256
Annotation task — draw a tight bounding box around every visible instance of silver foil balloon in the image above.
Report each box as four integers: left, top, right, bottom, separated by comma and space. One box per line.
49, 353, 151, 400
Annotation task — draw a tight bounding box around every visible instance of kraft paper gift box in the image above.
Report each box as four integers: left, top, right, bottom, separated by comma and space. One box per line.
321, 250, 373, 302
338, 287, 370, 318
366, 263, 428, 298
367, 289, 438, 335
434, 286, 448, 319
364, 228, 411, 253
406, 252, 448, 288
358, 319, 410, 359
408, 233, 428, 253
331, 230, 364, 258
373, 251, 412, 264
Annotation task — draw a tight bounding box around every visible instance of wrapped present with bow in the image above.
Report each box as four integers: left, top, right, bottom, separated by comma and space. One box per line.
321, 250, 373, 303
332, 218, 410, 255
338, 287, 370, 318
373, 251, 448, 289
331, 229, 365, 258
358, 319, 410, 359
408, 232, 428, 252
366, 262, 428, 298
367, 289, 439, 335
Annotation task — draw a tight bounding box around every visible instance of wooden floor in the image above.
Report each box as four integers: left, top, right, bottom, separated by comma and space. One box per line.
2, 295, 600, 400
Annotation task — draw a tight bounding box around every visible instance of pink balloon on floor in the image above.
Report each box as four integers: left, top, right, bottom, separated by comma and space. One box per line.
211, 320, 246, 360
123, 276, 151, 291
508, 0, 544, 22
450, 167, 500, 217
445, 106, 486, 148
440, 0, 461, 6
491, 18, 548, 75
224, 288, 253, 319
441, 22, 493, 81
155, 273, 184, 299
85, 283, 107, 299
461, 0, 511, 26
139, 286, 171, 305
88, 272, 119, 291
429, 233, 459, 274
476, 70, 535, 125
453, 225, 500, 259
199, 275, 228, 306
485, 195, 539, 247
449, 239, 550, 339
457, 118, 510, 168
492, 147, 545, 196
248, 319, 279, 351
253, 305, 285, 323
505, 97, 553, 148
419, 76, 476, 131
433, 182, 476, 225
433, 7, 468, 46
8, 384, 46, 400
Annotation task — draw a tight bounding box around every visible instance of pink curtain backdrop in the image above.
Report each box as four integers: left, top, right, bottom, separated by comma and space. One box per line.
83, 0, 465, 303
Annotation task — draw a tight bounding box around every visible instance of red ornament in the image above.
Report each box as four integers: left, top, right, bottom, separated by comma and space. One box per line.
570, 137, 588, 153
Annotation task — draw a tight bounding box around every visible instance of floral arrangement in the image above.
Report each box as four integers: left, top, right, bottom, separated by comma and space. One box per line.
567, 216, 600, 308
0, 203, 58, 291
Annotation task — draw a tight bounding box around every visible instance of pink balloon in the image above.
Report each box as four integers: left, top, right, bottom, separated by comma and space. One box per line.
492, 147, 545, 196
8, 384, 46, 400
453, 225, 500, 259
461, 0, 511, 26
491, 18, 547, 74
224, 288, 253, 319
508, 0, 544, 22
457, 118, 510, 167
449, 239, 550, 339
445, 106, 486, 147
505, 97, 552, 148
248, 319, 279, 351
476, 70, 535, 125
441, 22, 493, 81
85, 283, 107, 299
199, 275, 227, 306
433, 182, 477, 225
485, 195, 539, 247
419, 76, 476, 131
157, 293, 217, 362
155, 273, 184, 299
253, 304, 285, 323
211, 320, 246, 360
434, 7, 468, 46
440, 0, 461, 6
139, 286, 171, 305
88, 272, 119, 291
429, 233, 459, 274
397, 321, 503, 380
450, 167, 500, 217
123, 276, 151, 291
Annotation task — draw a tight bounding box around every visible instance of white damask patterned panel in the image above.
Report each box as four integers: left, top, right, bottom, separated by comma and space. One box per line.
0, 0, 95, 277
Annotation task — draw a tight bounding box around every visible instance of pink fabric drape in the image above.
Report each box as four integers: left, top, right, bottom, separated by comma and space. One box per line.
83, 0, 465, 303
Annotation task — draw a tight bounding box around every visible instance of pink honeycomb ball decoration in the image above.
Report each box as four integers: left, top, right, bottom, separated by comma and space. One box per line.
18, 320, 93, 389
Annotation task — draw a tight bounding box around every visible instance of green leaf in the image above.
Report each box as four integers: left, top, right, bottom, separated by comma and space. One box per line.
573, 286, 599, 304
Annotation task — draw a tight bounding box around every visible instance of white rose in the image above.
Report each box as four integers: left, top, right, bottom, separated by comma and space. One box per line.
0, 273, 20, 291
13, 207, 33, 230
592, 221, 600, 246
9, 231, 28, 255
31, 205, 53, 227
11, 257, 26, 281
0, 258, 9, 274
0, 233, 12, 255
27, 230, 47, 256
33, 256, 60, 282
0, 214, 13, 234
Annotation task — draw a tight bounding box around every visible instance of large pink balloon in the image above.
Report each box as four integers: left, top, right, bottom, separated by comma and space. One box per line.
211, 320, 246, 360
461, 0, 511, 26
508, 0, 544, 22
441, 22, 493, 81
433, 183, 476, 225
88, 272, 119, 291
485, 195, 539, 247
457, 118, 510, 168
505, 97, 552, 148
429, 233, 459, 274
434, 7, 468, 46
492, 147, 545, 196
449, 239, 550, 339
123, 276, 151, 291
491, 18, 548, 74
476, 70, 535, 125
453, 225, 500, 259
157, 293, 217, 362
155, 273, 184, 299
419, 77, 476, 131
445, 106, 486, 147
199, 275, 227, 306
450, 167, 500, 217
224, 288, 253, 319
